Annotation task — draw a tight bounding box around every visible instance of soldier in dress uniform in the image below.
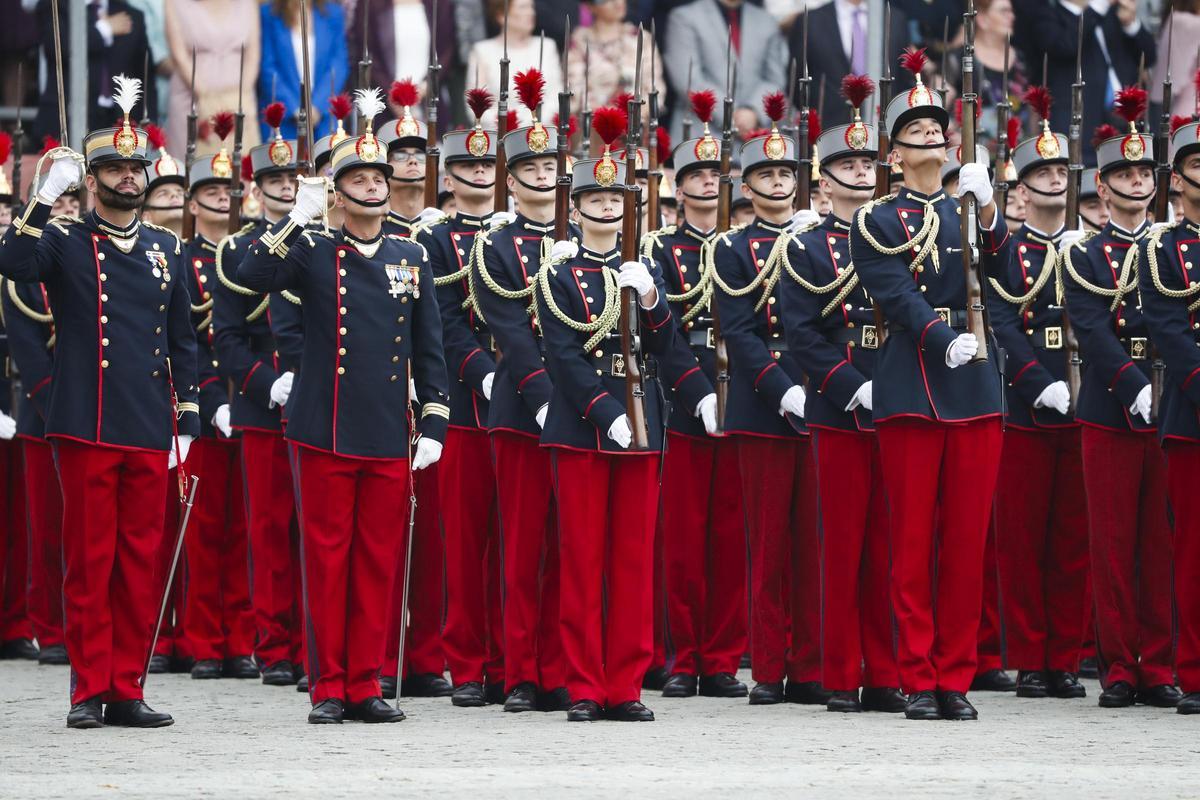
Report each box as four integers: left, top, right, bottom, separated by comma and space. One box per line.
471, 72, 570, 712
849, 57, 1009, 721
141, 125, 185, 236
381, 79, 440, 235
1060, 97, 1179, 710
0, 76, 201, 728
179, 132, 258, 681
779, 77, 906, 714
1139, 117, 1200, 716
238, 88, 450, 724
0, 287, 34, 664
1078, 167, 1109, 232
411, 90, 510, 708
643, 91, 747, 701
710, 95, 825, 708
987, 91, 1089, 701
212, 103, 305, 688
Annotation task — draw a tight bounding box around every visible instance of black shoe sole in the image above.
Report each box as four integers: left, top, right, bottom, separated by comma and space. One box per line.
1051, 689, 1087, 699
827, 704, 862, 713
66, 718, 104, 729
1098, 697, 1134, 708
451, 697, 487, 708
104, 717, 174, 728
748, 696, 783, 705
1016, 688, 1049, 698
308, 717, 343, 724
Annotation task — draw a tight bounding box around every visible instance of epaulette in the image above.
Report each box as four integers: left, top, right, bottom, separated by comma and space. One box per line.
714, 224, 747, 250
141, 221, 183, 255
214, 234, 258, 297
640, 225, 675, 259
47, 214, 83, 236
410, 213, 450, 237
488, 216, 513, 232
858, 194, 898, 220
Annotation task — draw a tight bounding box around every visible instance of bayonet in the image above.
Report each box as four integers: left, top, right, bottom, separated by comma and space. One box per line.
554, 14, 572, 240
426, 0, 442, 207
297, 0, 315, 177
12, 62, 23, 204
710, 24, 736, 432
795, 7, 811, 212
229, 44, 246, 235
182, 46, 198, 241
140, 51, 151, 127
1063, 12, 1085, 412
681, 58, 694, 141
960, 0, 988, 362
648, 21, 662, 230
581, 41, 592, 152
537, 28, 545, 118
356, 0, 371, 134
494, 0, 511, 213
938, 18, 949, 108
993, 33, 1012, 216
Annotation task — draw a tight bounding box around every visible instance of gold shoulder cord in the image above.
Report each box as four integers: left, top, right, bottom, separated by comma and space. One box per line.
778, 223, 861, 318
280, 290, 302, 305
1146, 223, 1200, 313
473, 228, 537, 302
1061, 231, 1135, 313
5, 278, 53, 324
535, 256, 621, 352
665, 235, 714, 326
989, 242, 1058, 314
432, 228, 472, 287
215, 235, 258, 297
709, 230, 792, 312
853, 196, 940, 276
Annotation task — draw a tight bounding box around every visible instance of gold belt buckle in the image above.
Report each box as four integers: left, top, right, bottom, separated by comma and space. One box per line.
1130, 337, 1148, 360
611, 353, 627, 378
861, 325, 879, 350
1044, 326, 1063, 349
705, 328, 716, 349
935, 307, 952, 325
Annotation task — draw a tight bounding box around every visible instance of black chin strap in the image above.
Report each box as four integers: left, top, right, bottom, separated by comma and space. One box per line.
681, 191, 718, 202
576, 210, 621, 225
1103, 180, 1156, 204
98, 178, 147, 201
142, 203, 183, 212
745, 184, 796, 202
893, 139, 949, 151
819, 170, 874, 193
194, 201, 228, 215
1020, 181, 1067, 198
340, 191, 390, 209
1179, 170, 1200, 192
448, 171, 496, 190
259, 189, 294, 205
390, 176, 424, 186
512, 175, 556, 193
1079, 212, 1104, 230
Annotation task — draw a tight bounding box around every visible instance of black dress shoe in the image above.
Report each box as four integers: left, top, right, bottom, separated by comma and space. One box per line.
223, 656, 260, 679
699, 672, 749, 698
536, 687, 571, 712
347, 696, 405, 723
380, 676, 398, 700
503, 682, 538, 712
748, 681, 784, 705
785, 680, 830, 705
190, 659, 222, 679
641, 666, 669, 691
485, 682, 506, 705
607, 700, 655, 721
169, 655, 194, 674
1049, 671, 1086, 699
1098, 680, 1135, 708
0, 638, 40, 660
566, 699, 603, 721
1078, 656, 1100, 680
904, 690, 941, 720
401, 672, 454, 697
38, 644, 69, 665
938, 691, 979, 720
261, 660, 296, 686
662, 673, 698, 698
1016, 670, 1049, 698
970, 669, 1016, 692
66, 697, 103, 729
103, 700, 174, 728
147, 654, 171, 674
451, 681, 487, 707
296, 674, 309, 693
826, 690, 862, 713
861, 687, 908, 713
1177, 692, 1200, 714
1136, 684, 1182, 708
308, 698, 344, 724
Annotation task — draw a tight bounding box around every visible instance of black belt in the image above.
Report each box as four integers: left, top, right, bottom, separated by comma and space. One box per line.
589, 351, 658, 379
475, 331, 497, 352
1027, 326, 1064, 350
1119, 335, 1149, 360
688, 328, 717, 349
827, 325, 881, 350
889, 307, 970, 332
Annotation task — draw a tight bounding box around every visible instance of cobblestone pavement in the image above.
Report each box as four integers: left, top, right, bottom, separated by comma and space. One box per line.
2, 662, 1198, 799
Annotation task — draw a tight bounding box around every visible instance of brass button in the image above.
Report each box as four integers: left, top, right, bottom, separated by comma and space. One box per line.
159, 304, 166, 311
397, 317, 405, 323
194, 259, 202, 267
97, 252, 105, 261
339, 286, 347, 295
200, 275, 208, 283
154, 348, 161, 355
1118, 318, 1127, 327
390, 375, 398, 382
401, 297, 408, 303
392, 355, 400, 363
337, 366, 345, 375
160, 283, 167, 291
101, 337, 109, 346
339, 307, 347, 315
338, 347, 347, 356
595, 350, 604, 357
338, 249, 346, 257
339, 268, 347, 276
767, 296, 776, 305
100, 273, 107, 281
101, 315, 109, 323
152, 369, 159, 377
155, 326, 162, 334
101, 293, 109, 302
101, 359, 109, 368
339, 327, 347, 335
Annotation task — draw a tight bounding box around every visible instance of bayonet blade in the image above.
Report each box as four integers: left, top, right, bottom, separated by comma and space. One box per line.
583, 42, 591, 112
538, 28, 545, 73
1167, 11, 1175, 82
650, 21, 657, 95
800, 7, 809, 79
502, 0, 510, 59
1075, 15, 1084, 83
189, 46, 197, 114
724, 28, 733, 100
432, 0, 440, 67
882, 2, 892, 79
236, 44, 245, 115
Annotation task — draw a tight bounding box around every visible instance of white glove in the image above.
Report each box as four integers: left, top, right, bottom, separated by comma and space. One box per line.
946, 333, 979, 368
955, 162, 994, 208
607, 414, 633, 449
269, 372, 294, 407
787, 208, 821, 233
535, 404, 548, 429
167, 435, 194, 470
287, 176, 329, 226
550, 239, 578, 262
846, 380, 873, 412
412, 438, 443, 470
409, 377, 418, 404
488, 211, 517, 230
481, 372, 494, 401
212, 404, 233, 438
1131, 384, 1152, 424
1150, 221, 1172, 237
617, 260, 656, 306
1058, 228, 1087, 251
36, 152, 83, 205
695, 393, 719, 435
417, 206, 444, 225
0, 412, 15, 440
779, 385, 806, 418
1034, 381, 1071, 415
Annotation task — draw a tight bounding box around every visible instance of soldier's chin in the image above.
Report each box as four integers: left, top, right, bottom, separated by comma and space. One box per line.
101, 186, 145, 211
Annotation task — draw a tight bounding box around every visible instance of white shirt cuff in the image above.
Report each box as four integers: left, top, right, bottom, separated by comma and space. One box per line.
95, 18, 114, 47
1122, 18, 1141, 36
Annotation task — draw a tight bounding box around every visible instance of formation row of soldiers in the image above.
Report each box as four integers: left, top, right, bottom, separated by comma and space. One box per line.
2, 37, 1200, 728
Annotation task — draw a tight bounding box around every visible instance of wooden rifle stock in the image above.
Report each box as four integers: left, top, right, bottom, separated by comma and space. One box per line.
621, 91, 650, 450
710, 83, 734, 432
959, 1, 988, 362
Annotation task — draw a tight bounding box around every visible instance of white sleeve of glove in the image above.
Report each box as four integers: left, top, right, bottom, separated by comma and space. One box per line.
417, 206, 444, 225
0, 412, 16, 440
488, 211, 517, 230
167, 435, 194, 470
946, 333, 979, 368
845, 380, 873, 412
481, 372, 494, 401
1058, 229, 1086, 252
787, 208, 821, 233
695, 393, 719, 436
779, 385, 806, 418
1034, 381, 1071, 415
607, 414, 633, 449
212, 404, 233, 438
1131, 384, 1153, 423
412, 438, 443, 470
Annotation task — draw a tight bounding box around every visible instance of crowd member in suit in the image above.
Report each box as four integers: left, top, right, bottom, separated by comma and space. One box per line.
257, 0, 349, 141
349, 0, 456, 121
565, 0, 661, 116
663, 0, 787, 142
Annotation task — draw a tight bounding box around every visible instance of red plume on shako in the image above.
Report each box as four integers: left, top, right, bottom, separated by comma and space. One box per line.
1004, 116, 1021, 180
263, 101, 292, 166
514, 68, 549, 153
761, 91, 788, 160
591, 105, 627, 188
466, 87, 495, 158
840, 74, 875, 150
390, 79, 422, 138
899, 47, 932, 106
1022, 86, 1060, 159
690, 90, 719, 160
1113, 86, 1148, 160
328, 93, 353, 146
505, 109, 520, 133
208, 110, 236, 178
1092, 124, 1118, 148
1173, 114, 1193, 134
241, 153, 254, 182
656, 126, 672, 167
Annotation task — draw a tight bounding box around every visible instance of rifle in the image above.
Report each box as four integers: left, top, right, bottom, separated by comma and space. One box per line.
228, 45, 246, 235
647, 26, 662, 231
960, 0, 988, 362
1151, 12, 1174, 418
182, 48, 198, 242
681, 59, 694, 142
795, 11, 811, 212
297, 0, 315, 178
51, 0, 68, 147
872, 2, 893, 345
12, 63, 23, 205
621, 29, 650, 451
581, 42, 592, 154
425, 0, 442, 208
356, 0, 371, 135
993, 34, 1012, 217
1063, 13, 1084, 412
140, 51, 151, 128
711, 31, 734, 431
494, 0, 511, 214
555, 18, 572, 242
937, 18, 949, 109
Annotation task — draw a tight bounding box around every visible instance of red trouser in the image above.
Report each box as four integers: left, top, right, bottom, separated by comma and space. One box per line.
23, 438, 64, 647
975, 520, 1004, 672
241, 430, 302, 667
1166, 442, 1200, 692
875, 417, 1003, 693
737, 436, 820, 685
813, 429, 898, 691
441, 427, 504, 685
659, 432, 747, 677
155, 468, 189, 659
492, 431, 565, 692
54, 439, 167, 703
552, 449, 659, 706
294, 446, 409, 704
1080, 426, 1173, 688
0, 440, 31, 642
382, 465, 445, 679
994, 427, 1090, 672
183, 438, 255, 660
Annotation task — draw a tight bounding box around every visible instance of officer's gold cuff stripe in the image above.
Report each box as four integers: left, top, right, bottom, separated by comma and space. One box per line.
421, 403, 450, 419
177, 402, 200, 415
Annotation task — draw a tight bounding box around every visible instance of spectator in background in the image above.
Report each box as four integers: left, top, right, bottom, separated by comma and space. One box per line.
534, 0, 579, 52
259, 0, 348, 141
1151, 0, 1200, 117
466, 0, 563, 126
0, 1, 38, 109
349, 0, 456, 124
127, 0, 172, 129
790, 0, 913, 129
952, 0, 1028, 144
164, 0, 260, 160
1029, 0, 1155, 162
566, 0, 661, 115
664, 0, 786, 142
